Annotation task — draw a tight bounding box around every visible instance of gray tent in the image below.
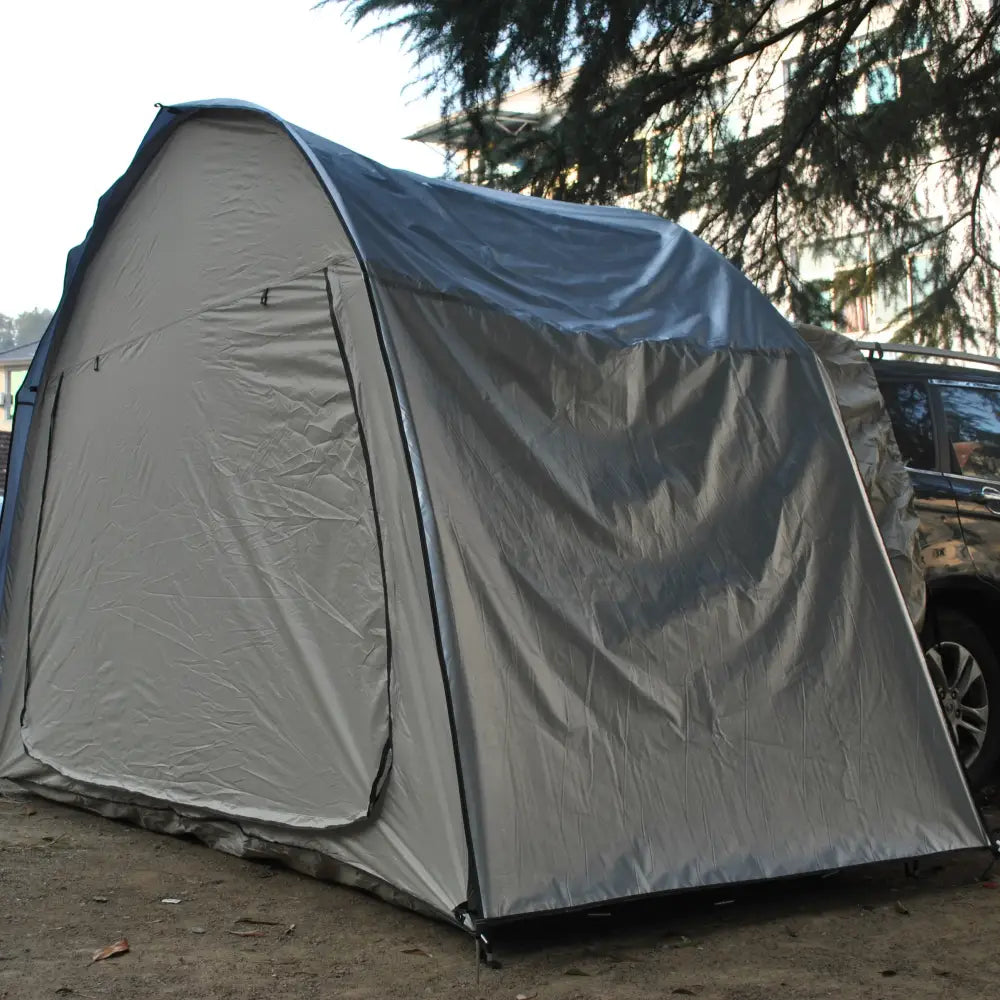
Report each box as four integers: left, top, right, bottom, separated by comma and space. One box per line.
0, 102, 988, 929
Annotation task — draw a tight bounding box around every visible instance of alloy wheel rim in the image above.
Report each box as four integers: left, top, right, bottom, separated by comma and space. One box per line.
925, 641, 989, 769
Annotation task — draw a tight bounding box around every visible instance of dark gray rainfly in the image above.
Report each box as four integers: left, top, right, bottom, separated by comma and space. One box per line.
0, 101, 988, 928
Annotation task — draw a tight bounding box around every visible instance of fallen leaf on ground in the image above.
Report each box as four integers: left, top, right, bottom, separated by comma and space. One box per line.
189, 927, 206, 935
234, 917, 283, 926
663, 935, 694, 949
283, 924, 296, 936
161, 898, 182, 905
91, 897, 108, 904
672, 989, 702, 996
563, 968, 590, 977
516, 992, 538, 999
932, 967, 951, 977
228, 930, 265, 938
894, 900, 910, 915
401, 947, 432, 958
90, 939, 129, 964
881, 969, 897, 977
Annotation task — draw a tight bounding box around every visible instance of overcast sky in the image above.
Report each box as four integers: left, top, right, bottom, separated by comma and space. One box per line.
0, 0, 446, 317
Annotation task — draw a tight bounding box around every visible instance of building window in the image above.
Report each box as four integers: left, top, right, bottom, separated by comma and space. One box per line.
801, 228, 941, 334
782, 56, 802, 93
864, 64, 899, 107
648, 129, 680, 185
830, 259, 871, 334
783, 39, 903, 113
3, 368, 22, 420
871, 250, 939, 324
907, 252, 935, 311
840, 288, 870, 333
716, 77, 741, 141
623, 139, 648, 194
5, 368, 27, 422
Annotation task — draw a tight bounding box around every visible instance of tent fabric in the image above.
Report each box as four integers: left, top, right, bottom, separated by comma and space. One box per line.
795, 323, 926, 629
20, 272, 391, 828
0, 111, 471, 920
8, 120, 392, 824
0, 101, 988, 926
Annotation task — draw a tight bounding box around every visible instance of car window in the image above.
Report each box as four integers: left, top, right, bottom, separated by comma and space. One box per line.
878, 379, 936, 470
936, 382, 1000, 481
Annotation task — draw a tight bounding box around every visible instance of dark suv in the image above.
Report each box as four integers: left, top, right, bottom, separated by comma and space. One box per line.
868, 343, 1000, 789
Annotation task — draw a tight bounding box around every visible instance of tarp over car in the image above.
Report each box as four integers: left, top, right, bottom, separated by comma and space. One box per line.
796, 323, 926, 629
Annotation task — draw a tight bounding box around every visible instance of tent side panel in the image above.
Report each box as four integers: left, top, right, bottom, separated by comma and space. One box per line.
49, 113, 356, 373
321, 261, 472, 913
0, 378, 53, 775
0, 113, 469, 916
20, 273, 389, 827
375, 283, 987, 920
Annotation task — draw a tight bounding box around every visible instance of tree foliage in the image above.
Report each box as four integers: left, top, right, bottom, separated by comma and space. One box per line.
0, 309, 53, 352
332, 0, 1000, 348
0, 314, 14, 354
12, 309, 52, 344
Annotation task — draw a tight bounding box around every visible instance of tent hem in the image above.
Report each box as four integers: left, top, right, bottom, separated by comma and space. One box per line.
472, 844, 994, 928
6, 778, 466, 929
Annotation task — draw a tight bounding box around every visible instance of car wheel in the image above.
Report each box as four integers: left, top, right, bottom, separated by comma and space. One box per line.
923, 608, 1000, 791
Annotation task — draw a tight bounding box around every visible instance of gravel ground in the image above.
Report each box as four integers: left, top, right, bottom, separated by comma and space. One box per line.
1, 783, 998, 1000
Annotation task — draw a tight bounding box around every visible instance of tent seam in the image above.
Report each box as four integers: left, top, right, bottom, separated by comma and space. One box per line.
39, 255, 358, 381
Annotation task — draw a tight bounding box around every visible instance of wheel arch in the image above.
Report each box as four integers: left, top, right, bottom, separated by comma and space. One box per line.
924, 575, 1000, 659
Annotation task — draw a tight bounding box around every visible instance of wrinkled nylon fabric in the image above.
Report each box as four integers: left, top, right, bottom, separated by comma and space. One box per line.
0, 114, 469, 918
795, 324, 926, 629
373, 283, 983, 918
0, 102, 987, 926
22, 274, 388, 827
302, 127, 793, 352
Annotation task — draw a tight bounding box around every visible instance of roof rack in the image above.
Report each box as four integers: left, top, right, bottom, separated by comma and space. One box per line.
860, 341, 1000, 371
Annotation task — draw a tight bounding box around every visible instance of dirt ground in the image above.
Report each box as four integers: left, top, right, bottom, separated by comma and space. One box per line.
1, 784, 999, 1000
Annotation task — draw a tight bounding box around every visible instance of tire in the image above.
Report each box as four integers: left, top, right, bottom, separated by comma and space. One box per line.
922, 607, 1000, 791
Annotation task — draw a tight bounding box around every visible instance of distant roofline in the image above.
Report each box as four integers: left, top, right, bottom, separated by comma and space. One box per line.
406, 74, 574, 146
0, 339, 40, 365
406, 108, 546, 145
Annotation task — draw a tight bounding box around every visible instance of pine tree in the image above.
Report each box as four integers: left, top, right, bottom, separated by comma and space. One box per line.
331, 0, 1000, 349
